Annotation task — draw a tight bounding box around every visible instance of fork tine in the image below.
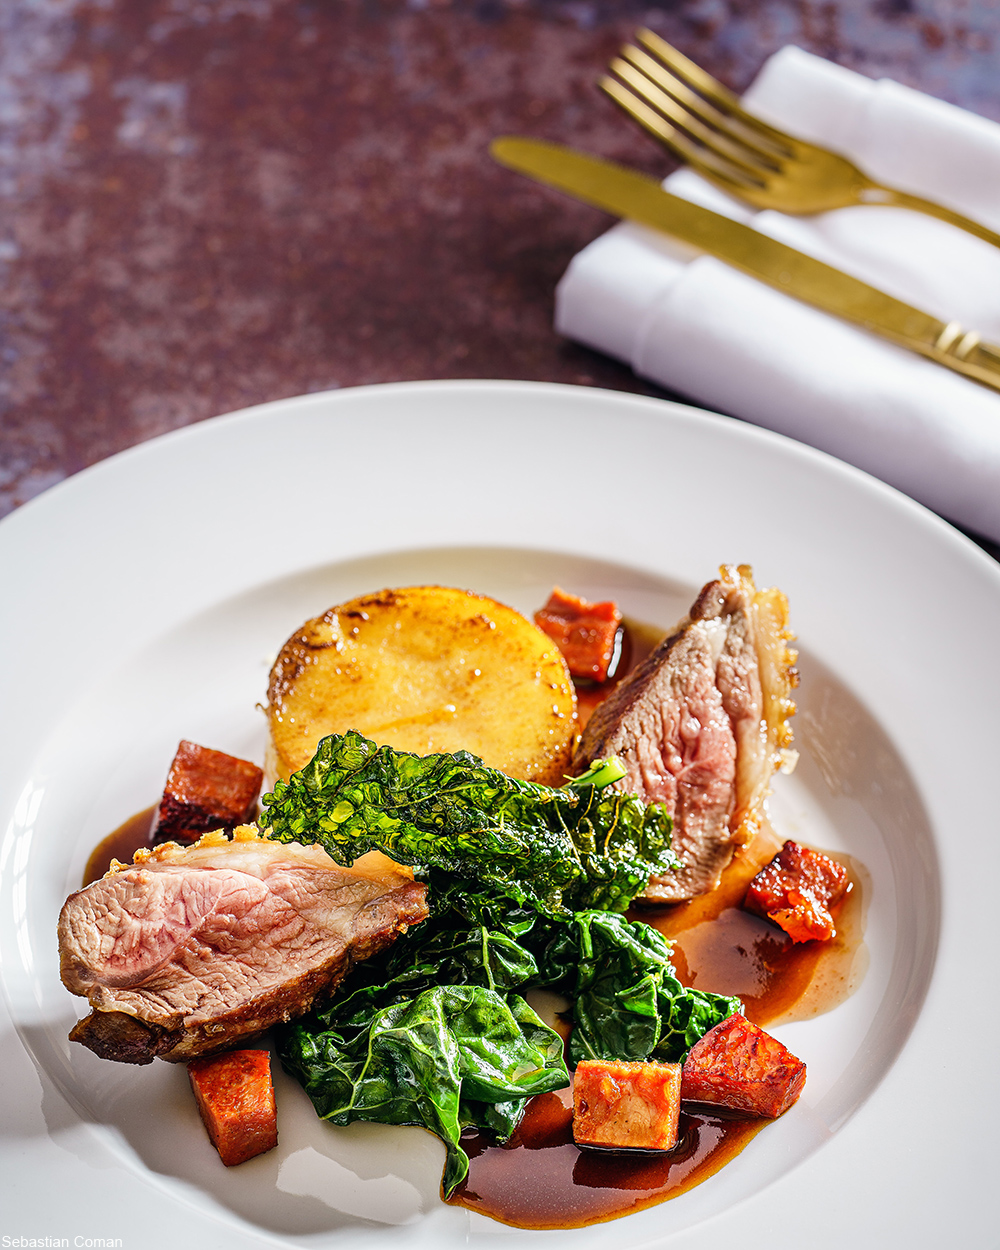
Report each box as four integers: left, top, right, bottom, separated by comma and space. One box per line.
635, 28, 797, 154
618, 45, 789, 164
609, 56, 778, 181
599, 77, 766, 191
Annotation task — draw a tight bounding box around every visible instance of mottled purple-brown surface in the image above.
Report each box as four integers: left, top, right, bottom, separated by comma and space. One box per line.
0, 0, 998, 554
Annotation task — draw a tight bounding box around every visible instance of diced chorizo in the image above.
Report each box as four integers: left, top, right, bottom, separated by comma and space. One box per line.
535, 587, 623, 683
573, 1058, 682, 1150
152, 740, 264, 845
744, 840, 850, 942
188, 1049, 278, 1166
680, 1014, 805, 1118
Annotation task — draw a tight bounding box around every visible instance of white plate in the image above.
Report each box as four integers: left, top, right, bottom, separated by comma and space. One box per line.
1, 380, 996, 1249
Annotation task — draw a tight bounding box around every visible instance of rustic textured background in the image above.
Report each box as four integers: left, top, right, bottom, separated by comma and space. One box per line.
1, 0, 998, 542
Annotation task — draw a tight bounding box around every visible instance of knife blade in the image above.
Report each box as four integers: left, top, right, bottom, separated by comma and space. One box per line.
491, 136, 1000, 395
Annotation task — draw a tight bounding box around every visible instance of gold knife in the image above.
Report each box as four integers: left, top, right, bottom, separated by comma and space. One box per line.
491, 136, 1000, 395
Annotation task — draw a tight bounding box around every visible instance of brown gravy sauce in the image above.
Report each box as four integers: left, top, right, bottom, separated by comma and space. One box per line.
83, 803, 157, 885
647, 832, 868, 1028
453, 1087, 766, 1229
82, 618, 868, 1230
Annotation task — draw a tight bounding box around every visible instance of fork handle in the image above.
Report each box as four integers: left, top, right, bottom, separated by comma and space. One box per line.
860, 183, 1000, 251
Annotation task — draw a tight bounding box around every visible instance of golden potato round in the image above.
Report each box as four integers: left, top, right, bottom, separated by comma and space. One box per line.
266, 585, 577, 785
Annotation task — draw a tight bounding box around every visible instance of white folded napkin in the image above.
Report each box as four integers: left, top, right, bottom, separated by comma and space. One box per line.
555, 48, 1000, 543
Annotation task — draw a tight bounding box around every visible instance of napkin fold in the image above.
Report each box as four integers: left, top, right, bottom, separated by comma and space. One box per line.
556, 48, 1000, 543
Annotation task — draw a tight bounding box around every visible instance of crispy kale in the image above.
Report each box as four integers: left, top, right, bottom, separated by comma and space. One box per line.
259, 730, 679, 916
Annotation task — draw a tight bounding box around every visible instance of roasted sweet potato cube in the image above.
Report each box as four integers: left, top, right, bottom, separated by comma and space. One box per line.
534, 587, 623, 683
188, 1049, 278, 1166
681, 1014, 806, 1118
744, 840, 850, 942
573, 1059, 682, 1150
152, 740, 264, 845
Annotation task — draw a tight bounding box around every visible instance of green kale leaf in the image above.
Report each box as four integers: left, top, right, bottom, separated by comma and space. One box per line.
327, 919, 541, 1026
259, 730, 678, 916
279, 984, 568, 1197
530, 910, 742, 1064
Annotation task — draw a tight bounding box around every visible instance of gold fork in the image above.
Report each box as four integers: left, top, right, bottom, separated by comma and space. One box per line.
601, 29, 1000, 250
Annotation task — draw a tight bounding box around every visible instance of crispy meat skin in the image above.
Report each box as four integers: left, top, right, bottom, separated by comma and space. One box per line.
152, 740, 263, 845
680, 1013, 806, 1118
745, 840, 851, 942
59, 827, 427, 1064
573, 566, 796, 902
69, 1008, 183, 1062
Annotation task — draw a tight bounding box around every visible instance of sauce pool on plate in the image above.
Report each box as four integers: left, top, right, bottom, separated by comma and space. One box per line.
83, 804, 157, 885
452, 1087, 766, 1228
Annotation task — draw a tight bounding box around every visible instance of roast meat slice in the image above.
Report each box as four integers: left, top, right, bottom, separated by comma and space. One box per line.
573, 565, 797, 903
59, 826, 428, 1063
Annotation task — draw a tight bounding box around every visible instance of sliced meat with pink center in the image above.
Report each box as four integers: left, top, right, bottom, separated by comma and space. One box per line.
59, 830, 427, 1063
573, 566, 797, 903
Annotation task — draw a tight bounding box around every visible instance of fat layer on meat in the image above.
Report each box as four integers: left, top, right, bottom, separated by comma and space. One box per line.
573, 565, 797, 902
59, 826, 428, 1063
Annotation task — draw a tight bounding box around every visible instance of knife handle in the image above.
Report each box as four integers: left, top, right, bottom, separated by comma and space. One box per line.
927, 323, 1000, 394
